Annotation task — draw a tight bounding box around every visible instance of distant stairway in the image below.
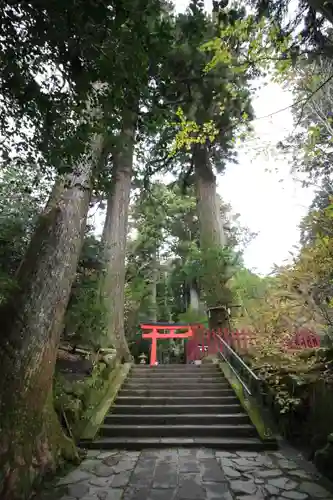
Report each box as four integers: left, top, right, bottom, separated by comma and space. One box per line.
83, 364, 277, 450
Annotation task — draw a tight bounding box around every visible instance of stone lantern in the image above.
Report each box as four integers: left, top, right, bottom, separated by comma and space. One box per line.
139, 352, 147, 364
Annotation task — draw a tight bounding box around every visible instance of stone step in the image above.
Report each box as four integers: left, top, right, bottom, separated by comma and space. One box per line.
80, 436, 276, 450
104, 413, 250, 426
128, 375, 223, 382
131, 365, 220, 371
111, 404, 244, 415
81, 362, 279, 452
119, 388, 234, 397
124, 381, 230, 388
128, 371, 225, 377
130, 368, 221, 374
129, 371, 222, 377
115, 395, 239, 405
99, 424, 257, 438
127, 375, 225, 382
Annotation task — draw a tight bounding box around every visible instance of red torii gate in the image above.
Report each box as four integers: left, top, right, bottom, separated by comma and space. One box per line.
140, 323, 322, 365
140, 322, 195, 366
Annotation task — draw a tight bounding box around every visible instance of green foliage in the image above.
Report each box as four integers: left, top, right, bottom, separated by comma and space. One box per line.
125, 178, 254, 334
0, 0, 176, 189
229, 187, 333, 425
54, 356, 118, 437
201, 246, 238, 308
169, 108, 219, 156
145, 1, 254, 176
201, 10, 296, 83
181, 244, 239, 307
0, 162, 49, 302
250, 0, 333, 58
64, 236, 108, 349
278, 58, 333, 182
126, 183, 199, 326
178, 309, 208, 327
231, 268, 273, 324
0, 0, 111, 167
64, 275, 108, 349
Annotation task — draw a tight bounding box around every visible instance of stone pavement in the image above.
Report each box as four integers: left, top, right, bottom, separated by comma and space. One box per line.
45, 448, 333, 500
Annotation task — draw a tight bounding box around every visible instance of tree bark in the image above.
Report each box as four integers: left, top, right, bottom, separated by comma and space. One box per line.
101, 111, 136, 362
147, 252, 158, 322
0, 133, 104, 500
193, 143, 231, 332
194, 144, 226, 248
190, 287, 200, 310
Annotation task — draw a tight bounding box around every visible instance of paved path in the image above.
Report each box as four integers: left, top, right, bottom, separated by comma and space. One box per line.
42, 448, 333, 500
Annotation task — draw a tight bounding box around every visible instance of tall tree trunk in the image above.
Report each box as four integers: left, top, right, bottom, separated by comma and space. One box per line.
194, 144, 226, 248
193, 143, 231, 332
101, 111, 136, 362
0, 133, 104, 500
190, 287, 200, 310
147, 251, 158, 322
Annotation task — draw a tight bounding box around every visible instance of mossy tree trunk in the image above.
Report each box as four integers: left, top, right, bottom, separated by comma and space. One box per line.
193, 143, 232, 332
0, 134, 104, 500
101, 110, 136, 362
194, 144, 226, 249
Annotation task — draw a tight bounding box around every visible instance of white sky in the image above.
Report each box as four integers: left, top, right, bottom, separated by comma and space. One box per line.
218, 84, 314, 275
174, 0, 315, 275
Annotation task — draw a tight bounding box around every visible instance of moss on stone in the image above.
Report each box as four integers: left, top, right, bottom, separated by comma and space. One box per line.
80, 362, 131, 440
217, 361, 275, 442
53, 356, 122, 441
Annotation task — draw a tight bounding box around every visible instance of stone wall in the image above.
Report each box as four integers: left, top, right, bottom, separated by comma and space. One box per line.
54, 348, 118, 441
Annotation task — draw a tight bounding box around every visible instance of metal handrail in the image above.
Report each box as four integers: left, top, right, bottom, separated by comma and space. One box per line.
215, 333, 259, 380
215, 332, 275, 442
218, 347, 252, 396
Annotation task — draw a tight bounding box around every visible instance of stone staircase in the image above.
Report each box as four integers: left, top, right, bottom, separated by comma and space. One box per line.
85, 364, 276, 450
